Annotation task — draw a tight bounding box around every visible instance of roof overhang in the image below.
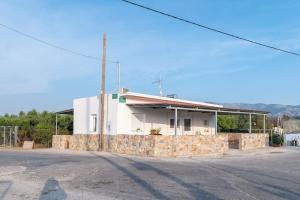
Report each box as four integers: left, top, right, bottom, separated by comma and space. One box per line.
56, 109, 74, 115
128, 104, 269, 115
122, 92, 223, 108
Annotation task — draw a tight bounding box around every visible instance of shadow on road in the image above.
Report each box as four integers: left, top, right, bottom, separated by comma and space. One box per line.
91, 152, 221, 200
0, 180, 13, 200
121, 156, 221, 200
90, 153, 169, 200
39, 177, 67, 200
207, 164, 300, 199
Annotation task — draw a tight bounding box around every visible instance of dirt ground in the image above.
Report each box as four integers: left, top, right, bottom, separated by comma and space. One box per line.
0, 147, 299, 200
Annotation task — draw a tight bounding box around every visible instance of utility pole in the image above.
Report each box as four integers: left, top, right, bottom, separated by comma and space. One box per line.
99, 33, 106, 151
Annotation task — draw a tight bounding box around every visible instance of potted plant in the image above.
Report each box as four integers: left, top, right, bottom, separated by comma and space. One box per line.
136, 128, 142, 133
150, 128, 162, 135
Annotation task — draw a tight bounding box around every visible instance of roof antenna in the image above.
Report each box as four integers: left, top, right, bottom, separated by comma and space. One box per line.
152, 76, 163, 96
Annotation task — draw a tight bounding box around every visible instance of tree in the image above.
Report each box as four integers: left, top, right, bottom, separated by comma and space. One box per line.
218, 115, 238, 132
0, 110, 73, 146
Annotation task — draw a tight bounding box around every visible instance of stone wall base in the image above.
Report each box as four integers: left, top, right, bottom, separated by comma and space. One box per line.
223, 133, 269, 150
239, 134, 269, 150
52, 134, 229, 157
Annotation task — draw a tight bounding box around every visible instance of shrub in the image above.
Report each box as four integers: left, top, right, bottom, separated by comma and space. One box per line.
272, 134, 284, 146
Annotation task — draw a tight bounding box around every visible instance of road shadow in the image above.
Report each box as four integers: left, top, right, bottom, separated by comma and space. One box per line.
0, 180, 13, 200
120, 156, 221, 200
90, 152, 169, 200
39, 177, 67, 200
207, 164, 300, 199
91, 153, 221, 200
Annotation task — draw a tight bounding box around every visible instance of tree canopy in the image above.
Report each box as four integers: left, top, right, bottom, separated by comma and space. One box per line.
0, 110, 73, 146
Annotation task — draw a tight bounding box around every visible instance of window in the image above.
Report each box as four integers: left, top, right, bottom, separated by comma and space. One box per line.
170, 119, 180, 128
89, 114, 97, 132
184, 119, 191, 131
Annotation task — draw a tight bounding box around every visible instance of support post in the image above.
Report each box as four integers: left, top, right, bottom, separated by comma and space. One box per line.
55, 114, 58, 135
15, 126, 18, 147
99, 33, 107, 151
263, 114, 266, 134
174, 108, 178, 136
9, 127, 12, 147
249, 113, 252, 134
215, 111, 218, 134
3, 127, 5, 147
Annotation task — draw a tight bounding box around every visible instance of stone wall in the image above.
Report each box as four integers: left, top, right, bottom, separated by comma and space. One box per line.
52, 134, 228, 156
70, 134, 99, 151
153, 135, 229, 157
52, 133, 268, 155
221, 133, 269, 150
104, 135, 156, 156
239, 134, 269, 150
52, 135, 71, 150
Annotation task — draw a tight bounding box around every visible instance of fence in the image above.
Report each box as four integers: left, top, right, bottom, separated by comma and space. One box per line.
0, 126, 19, 148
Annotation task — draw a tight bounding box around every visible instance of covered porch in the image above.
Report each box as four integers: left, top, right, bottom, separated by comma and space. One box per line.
128, 103, 269, 135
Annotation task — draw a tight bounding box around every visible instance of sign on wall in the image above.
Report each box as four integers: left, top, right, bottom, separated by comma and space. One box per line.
112, 94, 118, 99
119, 96, 126, 103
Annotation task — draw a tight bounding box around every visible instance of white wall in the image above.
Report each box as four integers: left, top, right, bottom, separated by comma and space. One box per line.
73, 96, 99, 134
73, 94, 216, 135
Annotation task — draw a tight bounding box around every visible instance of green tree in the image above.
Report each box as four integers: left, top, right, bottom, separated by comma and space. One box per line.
218, 115, 238, 132
0, 110, 73, 146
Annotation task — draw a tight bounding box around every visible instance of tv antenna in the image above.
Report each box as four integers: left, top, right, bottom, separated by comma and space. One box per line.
152, 76, 163, 96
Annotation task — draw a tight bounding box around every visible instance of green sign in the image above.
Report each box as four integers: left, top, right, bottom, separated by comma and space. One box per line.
112, 93, 118, 99
119, 96, 126, 103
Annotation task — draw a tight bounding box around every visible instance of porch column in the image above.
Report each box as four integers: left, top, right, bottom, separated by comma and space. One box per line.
249, 113, 252, 134
3, 127, 5, 147
174, 108, 178, 136
55, 114, 58, 135
263, 114, 266, 134
9, 127, 12, 147
215, 111, 218, 134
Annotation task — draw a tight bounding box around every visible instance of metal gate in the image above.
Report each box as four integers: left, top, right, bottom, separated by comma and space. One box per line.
0, 126, 18, 147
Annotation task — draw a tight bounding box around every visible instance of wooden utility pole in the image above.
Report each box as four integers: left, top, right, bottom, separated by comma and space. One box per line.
99, 33, 106, 151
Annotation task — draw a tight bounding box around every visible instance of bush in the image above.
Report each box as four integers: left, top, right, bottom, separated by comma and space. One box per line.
272, 134, 284, 146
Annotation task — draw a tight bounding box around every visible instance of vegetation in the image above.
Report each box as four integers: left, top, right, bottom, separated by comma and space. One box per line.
0, 110, 73, 146
150, 128, 161, 135
271, 133, 284, 146
217, 114, 271, 133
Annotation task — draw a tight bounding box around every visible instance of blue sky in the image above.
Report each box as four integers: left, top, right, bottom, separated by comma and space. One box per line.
1, 0, 300, 114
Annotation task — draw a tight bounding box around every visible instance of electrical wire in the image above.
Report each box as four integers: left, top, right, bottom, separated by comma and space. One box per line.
0, 23, 118, 63
120, 0, 300, 57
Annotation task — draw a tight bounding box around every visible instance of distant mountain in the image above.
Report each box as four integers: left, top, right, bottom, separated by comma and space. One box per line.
221, 103, 300, 117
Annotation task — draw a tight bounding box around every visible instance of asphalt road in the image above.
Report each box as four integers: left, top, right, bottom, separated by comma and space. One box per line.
0, 148, 299, 200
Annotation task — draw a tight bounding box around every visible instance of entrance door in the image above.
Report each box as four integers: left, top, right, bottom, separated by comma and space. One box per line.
169, 118, 181, 135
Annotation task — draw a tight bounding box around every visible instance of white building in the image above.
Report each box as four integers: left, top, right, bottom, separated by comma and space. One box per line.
71, 91, 268, 136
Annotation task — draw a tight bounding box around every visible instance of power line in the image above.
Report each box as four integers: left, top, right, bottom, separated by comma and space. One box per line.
0, 23, 118, 63
120, 0, 300, 57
